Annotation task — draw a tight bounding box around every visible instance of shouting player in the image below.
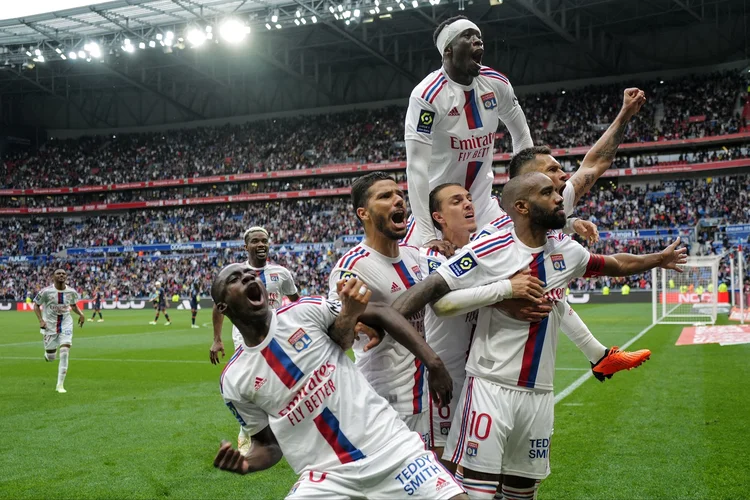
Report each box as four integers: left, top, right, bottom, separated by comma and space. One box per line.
211, 264, 466, 499
210, 226, 300, 457
404, 15, 533, 247
328, 172, 453, 446
394, 173, 686, 500
33, 269, 86, 394
149, 281, 171, 326
88, 286, 103, 322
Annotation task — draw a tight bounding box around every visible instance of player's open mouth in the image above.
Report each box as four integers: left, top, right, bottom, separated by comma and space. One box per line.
245, 279, 264, 306
391, 210, 407, 230
471, 49, 483, 67
464, 210, 475, 220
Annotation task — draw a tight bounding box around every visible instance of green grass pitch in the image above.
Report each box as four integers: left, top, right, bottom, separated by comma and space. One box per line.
1, 303, 748, 499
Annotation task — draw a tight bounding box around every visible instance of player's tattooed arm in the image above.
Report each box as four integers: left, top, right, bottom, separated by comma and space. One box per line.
570, 88, 646, 205
599, 238, 687, 276
214, 427, 282, 475
328, 278, 373, 351
392, 272, 451, 319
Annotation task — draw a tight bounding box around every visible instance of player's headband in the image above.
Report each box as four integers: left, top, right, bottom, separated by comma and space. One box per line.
436, 19, 480, 56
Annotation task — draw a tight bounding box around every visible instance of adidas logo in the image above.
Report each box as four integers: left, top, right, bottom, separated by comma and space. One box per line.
254, 377, 266, 391
436, 477, 448, 491
448, 107, 460, 116
390, 282, 402, 293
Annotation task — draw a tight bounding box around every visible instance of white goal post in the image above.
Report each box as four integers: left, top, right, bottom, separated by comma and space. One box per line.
652, 256, 721, 325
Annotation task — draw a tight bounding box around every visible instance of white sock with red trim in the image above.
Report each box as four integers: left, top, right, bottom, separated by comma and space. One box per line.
462, 478, 499, 500
57, 347, 69, 387
500, 484, 537, 500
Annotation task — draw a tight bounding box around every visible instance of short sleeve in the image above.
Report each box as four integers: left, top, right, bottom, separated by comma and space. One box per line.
33, 290, 46, 306
419, 248, 446, 276
71, 290, 80, 302
327, 268, 359, 301
281, 269, 298, 296
436, 233, 518, 290
404, 94, 439, 146
224, 398, 269, 436
563, 238, 599, 278
562, 181, 576, 217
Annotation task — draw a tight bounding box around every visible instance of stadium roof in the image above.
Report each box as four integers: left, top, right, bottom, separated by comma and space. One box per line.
0, 0, 747, 130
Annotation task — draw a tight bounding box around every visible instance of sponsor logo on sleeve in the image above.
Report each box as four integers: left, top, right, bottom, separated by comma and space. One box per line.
416, 109, 435, 134
448, 253, 478, 277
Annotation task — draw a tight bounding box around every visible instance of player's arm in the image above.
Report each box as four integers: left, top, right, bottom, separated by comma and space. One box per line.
594, 238, 687, 277
210, 304, 226, 365
213, 426, 282, 475
405, 94, 440, 245
70, 302, 85, 327
33, 302, 46, 329
568, 88, 646, 205
282, 269, 300, 303
495, 78, 533, 153
328, 278, 373, 351
393, 272, 452, 319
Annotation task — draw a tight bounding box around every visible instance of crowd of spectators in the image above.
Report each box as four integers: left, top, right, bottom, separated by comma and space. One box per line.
1, 72, 746, 191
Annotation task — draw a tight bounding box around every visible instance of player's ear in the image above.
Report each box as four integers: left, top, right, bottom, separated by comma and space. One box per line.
216, 302, 228, 314
356, 206, 369, 222
432, 211, 444, 227
513, 199, 529, 216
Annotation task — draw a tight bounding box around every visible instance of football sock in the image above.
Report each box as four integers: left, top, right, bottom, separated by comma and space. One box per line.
559, 306, 607, 363
455, 470, 464, 485
57, 347, 70, 386
462, 479, 499, 500
45, 350, 56, 361
501, 484, 536, 500
191, 310, 197, 325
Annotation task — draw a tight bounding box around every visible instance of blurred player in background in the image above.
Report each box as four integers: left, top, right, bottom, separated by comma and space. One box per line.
88, 286, 103, 322
33, 269, 85, 394
394, 173, 685, 500
328, 172, 453, 447
211, 264, 465, 499
404, 15, 533, 248
210, 226, 300, 457
149, 281, 171, 326
190, 281, 201, 329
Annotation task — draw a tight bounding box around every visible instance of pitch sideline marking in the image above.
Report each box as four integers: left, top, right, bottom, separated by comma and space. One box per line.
554, 322, 656, 404
0, 356, 207, 364
0, 327, 194, 347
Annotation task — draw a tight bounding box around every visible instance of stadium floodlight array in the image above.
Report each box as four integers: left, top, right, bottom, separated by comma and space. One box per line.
652, 256, 722, 325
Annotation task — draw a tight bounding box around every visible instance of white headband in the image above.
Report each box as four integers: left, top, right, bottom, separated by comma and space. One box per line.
436, 19, 481, 56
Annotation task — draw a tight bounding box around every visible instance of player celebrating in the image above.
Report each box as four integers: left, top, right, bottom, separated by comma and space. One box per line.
394, 173, 686, 500
190, 281, 201, 329
149, 281, 171, 326
211, 264, 465, 499
328, 172, 456, 446
210, 226, 300, 457
404, 15, 533, 247
88, 287, 103, 322
33, 269, 86, 394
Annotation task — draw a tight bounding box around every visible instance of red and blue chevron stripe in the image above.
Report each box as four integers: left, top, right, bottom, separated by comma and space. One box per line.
277, 296, 324, 316
220, 346, 244, 394
56, 292, 64, 333
421, 74, 447, 104
451, 377, 475, 464
463, 89, 484, 130
471, 232, 513, 258
491, 215, 512, 230
479, 66, 509, 85
465, 161, 482, 190
339, 246, 369, 270
517, 252, 548, 388
261, 338, 305, 389
313, 408, 366, 464
392, 261, 416, 288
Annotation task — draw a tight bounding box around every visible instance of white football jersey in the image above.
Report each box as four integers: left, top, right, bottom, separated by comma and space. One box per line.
220, 297, 414, 475
33, 286, 80, 334
436, 229, 605, 391
403, 66, 531, 244
328, 243, 428, 416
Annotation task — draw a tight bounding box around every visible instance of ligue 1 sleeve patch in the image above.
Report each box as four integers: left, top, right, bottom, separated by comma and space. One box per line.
416, 109, 435, 134
481, 92, 497, 110
448, 253, 478, 277
428, 259, 441, 274
339, 270, 357, 280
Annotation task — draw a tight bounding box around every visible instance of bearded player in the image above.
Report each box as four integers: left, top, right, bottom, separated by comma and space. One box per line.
394, 173, 686, 500
210, 226, 300, 456
33, 269, 86, 393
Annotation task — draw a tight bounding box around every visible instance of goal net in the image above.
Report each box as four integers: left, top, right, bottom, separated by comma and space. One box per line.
653, 256, 721, 325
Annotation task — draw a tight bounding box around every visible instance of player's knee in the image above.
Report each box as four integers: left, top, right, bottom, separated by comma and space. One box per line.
60, 345, 71, 353
449, 494, 470, 500
45, 351, 56, 361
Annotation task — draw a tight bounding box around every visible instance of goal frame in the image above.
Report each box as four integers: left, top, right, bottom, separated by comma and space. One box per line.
652, 256, 721, 326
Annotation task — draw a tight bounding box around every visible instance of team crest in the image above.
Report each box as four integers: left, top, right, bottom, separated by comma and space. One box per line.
440, 422, 451, 435
467, 441, 479, 456
449, 253, 478, 277
288, 328, 313, 352
411, 265, 423, 280
270, 273, 279, 282
551, 254, 567, 271
481, 92, 497, 110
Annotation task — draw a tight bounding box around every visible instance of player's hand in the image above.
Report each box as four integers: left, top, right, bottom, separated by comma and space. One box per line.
509, 270, 545, 304
356, 322, 385, 352
424, 239, 456, 258
573, 219, 599, 244
337, 278, 372, 320
210, 340, 225, 365
427, 360, 452, 409
659, 237, 688, 272
77, 315, 85, 327
494, 299, 553, 322
39, 320, 47, 330
214, 440, 250, 475
621, 87, 646, 120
